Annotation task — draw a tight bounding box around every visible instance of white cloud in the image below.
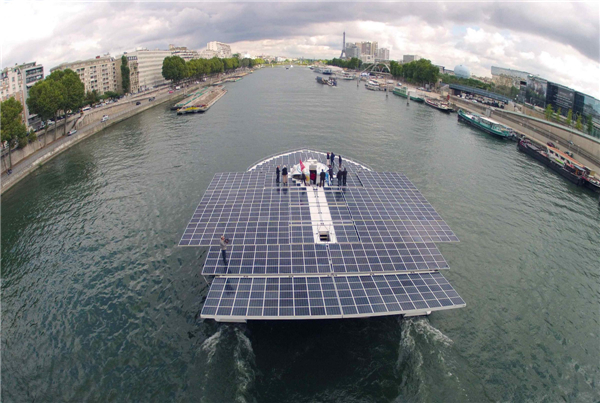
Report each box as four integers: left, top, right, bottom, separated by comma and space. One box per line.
1, 2, 598, 98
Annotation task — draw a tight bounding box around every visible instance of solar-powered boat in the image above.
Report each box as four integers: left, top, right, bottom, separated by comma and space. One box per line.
180, 149, 465, 322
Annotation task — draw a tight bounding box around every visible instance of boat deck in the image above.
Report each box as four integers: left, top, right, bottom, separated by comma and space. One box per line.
181, 149, 465, 322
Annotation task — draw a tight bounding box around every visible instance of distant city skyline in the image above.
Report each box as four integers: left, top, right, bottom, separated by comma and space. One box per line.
2, 1, 599, 97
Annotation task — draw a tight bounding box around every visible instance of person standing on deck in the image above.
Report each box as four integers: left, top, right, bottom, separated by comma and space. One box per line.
330, 152, 336, 168
319, 170, 326, 187
343, 167, 348, 186
328, 165, 334, 186
338, 155, 342, 167
282, 165, 288, 186
220, 235, 228, 265
337, 169, 342, 186
326, 152, 330, 165
276, 166, 280, 184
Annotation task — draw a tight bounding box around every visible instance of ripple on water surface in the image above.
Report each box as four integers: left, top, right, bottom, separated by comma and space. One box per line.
2, 67, 599, 402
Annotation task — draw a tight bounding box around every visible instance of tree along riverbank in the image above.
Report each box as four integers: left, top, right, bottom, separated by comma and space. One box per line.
0, 81, 216, 195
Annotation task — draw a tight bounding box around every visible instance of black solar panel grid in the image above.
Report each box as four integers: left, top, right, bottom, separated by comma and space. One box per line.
181, 221, 291, 246
357, 172, 418, 190
203, 244, 331, 275
201, 272, 464, 319
202, 276, 342, 318
206, 172, 270, 191
328, 242, 448, 273
332, 224, 361, 243
354, 220, 459, 243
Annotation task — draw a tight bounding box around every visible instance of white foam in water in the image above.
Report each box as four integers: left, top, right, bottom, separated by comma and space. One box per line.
233, 328, 256, 403
201, 328, 223, 364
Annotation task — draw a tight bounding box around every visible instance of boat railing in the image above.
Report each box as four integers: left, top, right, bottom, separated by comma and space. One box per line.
246, 148, 374, 172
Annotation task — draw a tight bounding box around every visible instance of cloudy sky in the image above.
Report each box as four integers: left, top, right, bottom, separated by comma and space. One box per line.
2, 1, 599, 97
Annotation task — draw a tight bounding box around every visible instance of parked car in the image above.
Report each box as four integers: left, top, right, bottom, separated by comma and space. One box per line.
48, 120, 55, 125
169, 90, 174, 94
136, 101, 141, 105
101, 115, 109, 122
68, 129, 77, 136
82, 106, 91, 112
148, 97, 155, 101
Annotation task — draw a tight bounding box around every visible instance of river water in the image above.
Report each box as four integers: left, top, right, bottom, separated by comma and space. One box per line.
2, 67, 599, 402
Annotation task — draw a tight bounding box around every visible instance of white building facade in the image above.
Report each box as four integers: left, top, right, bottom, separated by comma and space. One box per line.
51, 55, 119, 95
1, 62, 45, 129
376, 48, 390, 61
169, 44, 199, 61
206, 42, 232, 58
126, 49, 172, 90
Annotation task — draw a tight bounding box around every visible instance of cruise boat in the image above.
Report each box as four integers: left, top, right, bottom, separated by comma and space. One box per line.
458, 109, 516, 140
339, 73, 356, 80
321, 68, 333, 75
425, 98, 453, 113
392, 86, 409, 98
314, 67, 322, 73
365, 82, 382, 91
180, 149, 465, 322
316, 76, 337, 86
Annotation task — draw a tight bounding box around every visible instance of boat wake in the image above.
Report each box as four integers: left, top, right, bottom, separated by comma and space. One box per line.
197, 326, 257, 403
394, 317, 466, 403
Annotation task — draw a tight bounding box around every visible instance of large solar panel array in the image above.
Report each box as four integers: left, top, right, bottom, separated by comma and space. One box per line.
181, 149, 465, 321
201, 272, 464, 319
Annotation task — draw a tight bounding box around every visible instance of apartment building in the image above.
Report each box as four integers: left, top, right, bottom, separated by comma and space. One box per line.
125, 49, 171, 90
51, 55, 119, 95
402, 55, 421, 64
0, 61, 45, 129
169, 44, 199, 61
376, 48, 390, 61
206, 41, 232, 58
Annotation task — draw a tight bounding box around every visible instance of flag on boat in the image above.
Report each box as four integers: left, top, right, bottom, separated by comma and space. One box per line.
299, 160, 305, 172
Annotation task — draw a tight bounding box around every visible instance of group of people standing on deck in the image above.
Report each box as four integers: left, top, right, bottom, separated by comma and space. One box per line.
274, 152, 348, 187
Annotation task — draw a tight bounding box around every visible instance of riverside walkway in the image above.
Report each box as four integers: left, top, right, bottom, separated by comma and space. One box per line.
1, 69, 255, 194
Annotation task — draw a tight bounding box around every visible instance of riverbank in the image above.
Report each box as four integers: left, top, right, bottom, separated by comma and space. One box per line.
0, 71, 247, 195
451, 96, 600, 173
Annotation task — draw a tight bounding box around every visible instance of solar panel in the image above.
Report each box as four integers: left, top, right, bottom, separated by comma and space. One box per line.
180, 149, 465, 321
202, 241, 448, 275
200, 272, 465, 320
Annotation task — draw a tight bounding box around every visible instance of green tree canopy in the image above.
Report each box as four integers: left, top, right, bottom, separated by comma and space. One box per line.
121, 55, 131, 93
1, 98, 28, 165
27, 79, 64, 144
327, 57, 362, 70
566, 109, 573, 126
162, 56, 188, 84
575, 115, 583, 131
587, 115, 594, 134
390, 59, 439, 85
544, 104, 553, 120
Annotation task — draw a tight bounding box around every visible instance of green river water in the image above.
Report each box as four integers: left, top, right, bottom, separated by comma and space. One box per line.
2, 67, 599, 402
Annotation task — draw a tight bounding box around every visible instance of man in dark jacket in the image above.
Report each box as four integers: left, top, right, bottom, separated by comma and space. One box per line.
330, 152, 335, 167
276, 166, 280, 183
343, 167, 348, 186
338, 155, 342, 166
220, 235, 228, 265
328, 166, 334, 185
337, 169, 342, 186
319, 170, 326, 187
281, 165, 288, 185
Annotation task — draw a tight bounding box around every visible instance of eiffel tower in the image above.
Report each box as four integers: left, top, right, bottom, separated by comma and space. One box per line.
339, 31, 346, 59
